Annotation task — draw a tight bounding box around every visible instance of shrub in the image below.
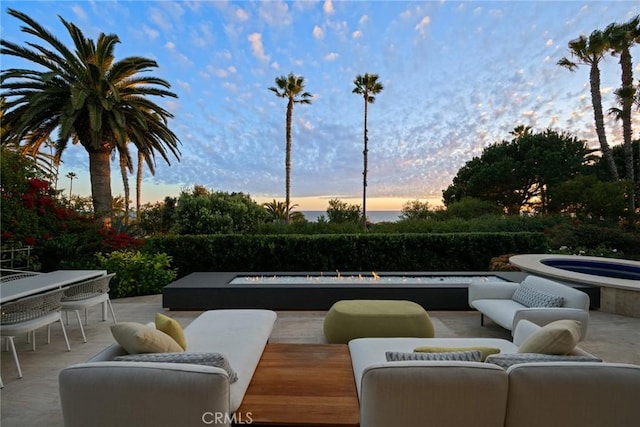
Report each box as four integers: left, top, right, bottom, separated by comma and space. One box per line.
96, 250, 177, 298
174, 188, 267, 234
145, 232, 548, 277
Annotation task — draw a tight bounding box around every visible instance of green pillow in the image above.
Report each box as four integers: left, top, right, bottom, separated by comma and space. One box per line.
155, 313, 187, 350
414, 346, 501, 361
517, 320, 581, 355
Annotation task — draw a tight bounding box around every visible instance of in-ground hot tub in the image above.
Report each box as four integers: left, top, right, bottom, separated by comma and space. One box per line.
540, 258, 640, 281
510, 254, 640, 317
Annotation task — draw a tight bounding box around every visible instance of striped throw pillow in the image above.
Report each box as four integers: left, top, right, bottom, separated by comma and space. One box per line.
386, 350, 482, 362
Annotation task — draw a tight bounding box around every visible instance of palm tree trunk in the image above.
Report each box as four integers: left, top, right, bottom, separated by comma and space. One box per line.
136, 150, 144, 218
88, 148, 113, 228
619, 47, 636, 210
590, 62, 619, 181
285, 97, 293, 222
362, 96, 368, 228
120, 153, 130, 225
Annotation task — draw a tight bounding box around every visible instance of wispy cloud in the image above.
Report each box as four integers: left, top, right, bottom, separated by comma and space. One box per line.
247, 32, 269, 61
324, 0, 334, 15
324, 52, 339, 61
415, 15, 431, 34
259, 0, 292, 27
71, 5, 87, 20
313, 25, 324, 39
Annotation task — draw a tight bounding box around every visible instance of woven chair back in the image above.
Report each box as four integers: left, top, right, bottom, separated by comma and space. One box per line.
61, 273, 116, 302
0, 288, 65, 325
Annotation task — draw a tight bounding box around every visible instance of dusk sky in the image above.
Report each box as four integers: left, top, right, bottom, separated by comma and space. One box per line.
2, 1, 639, 210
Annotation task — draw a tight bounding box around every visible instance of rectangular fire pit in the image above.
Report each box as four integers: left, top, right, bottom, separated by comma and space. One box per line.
162, 271, 527, 311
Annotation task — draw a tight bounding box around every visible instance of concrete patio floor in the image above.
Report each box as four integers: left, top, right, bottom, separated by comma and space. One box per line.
2, 294, 639, 426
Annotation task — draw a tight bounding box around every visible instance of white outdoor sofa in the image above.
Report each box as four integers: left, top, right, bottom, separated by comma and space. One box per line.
468, 274, 590, 339
349, 320, 640, 427
59, 309, 277, 427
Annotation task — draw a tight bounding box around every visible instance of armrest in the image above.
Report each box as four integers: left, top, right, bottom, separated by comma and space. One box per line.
468, 281, 519, 306
60, 362, 231, 427
512, 308, 589, 340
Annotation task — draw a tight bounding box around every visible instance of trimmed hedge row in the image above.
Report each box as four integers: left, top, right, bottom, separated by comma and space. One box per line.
144, 232, 548, 277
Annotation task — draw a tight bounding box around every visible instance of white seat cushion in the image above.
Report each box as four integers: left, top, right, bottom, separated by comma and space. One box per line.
471, 299, 525, 330
349, 337, 518, 397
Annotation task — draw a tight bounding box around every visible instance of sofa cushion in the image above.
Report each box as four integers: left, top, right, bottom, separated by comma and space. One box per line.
114, 352, 238, 382
386, 350, 482, 362
414, 345, 500, 361
517, 319, 581, 355
155, 313, 187, 350
349, 337, 519, 397
110, 322, 184, 354
485, 352, 602, 369
512, 282, 564, 308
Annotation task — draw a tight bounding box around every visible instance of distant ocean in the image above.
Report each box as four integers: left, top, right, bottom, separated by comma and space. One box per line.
301, 211, 401, 223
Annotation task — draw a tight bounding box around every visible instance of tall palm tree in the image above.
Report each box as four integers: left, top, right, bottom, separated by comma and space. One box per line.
558, 30, 619, 181
0, 9, 180, 227
268, 72, 313, 222
66, 171, 77, 199
118, 149, 132, 224
352, 73, 384, 226
605, 16, 640, 209
136, 149, 144, 218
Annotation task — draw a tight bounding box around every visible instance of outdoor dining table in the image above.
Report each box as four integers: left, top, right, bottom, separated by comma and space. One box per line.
0, 270, 107, 304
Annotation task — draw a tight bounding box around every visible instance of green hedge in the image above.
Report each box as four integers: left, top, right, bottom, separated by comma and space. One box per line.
144, 232, 548, 277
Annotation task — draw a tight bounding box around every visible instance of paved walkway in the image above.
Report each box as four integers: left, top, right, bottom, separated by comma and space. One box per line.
1, 294, 639, 426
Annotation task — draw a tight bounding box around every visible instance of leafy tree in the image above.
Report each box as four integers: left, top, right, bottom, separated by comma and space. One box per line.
443, 128, 593, 214
0, 9, 180, 227
136, 197, 177, 236
399, 200, 434, 221
174, 188, 267, 234
549, 174, 629, 221
269, 73, 313, 222
558, 29, 619, 180
445, 197, 503, 219
326, 199, 362, 224
352, 73, 384, 226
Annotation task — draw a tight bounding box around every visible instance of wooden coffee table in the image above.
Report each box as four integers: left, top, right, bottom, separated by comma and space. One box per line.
237, 343, 360, 426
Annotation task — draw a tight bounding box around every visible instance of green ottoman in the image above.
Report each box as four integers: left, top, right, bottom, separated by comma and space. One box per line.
323, 300, 435, 344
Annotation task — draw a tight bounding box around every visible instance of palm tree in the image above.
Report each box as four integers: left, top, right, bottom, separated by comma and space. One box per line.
268, 73, 313, 222
558, 30, 619, 181
118, 150, 131, 224
605, 16, 640, 209
136, 149, 144, 218
66, 171, 77, 199
352, 73, 384, 226
0, 9, 180, 227
263, 199, 305, 223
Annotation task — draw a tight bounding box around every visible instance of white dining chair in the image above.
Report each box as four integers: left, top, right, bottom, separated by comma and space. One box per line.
0, 270, 42, 282
60, 273, 117, 343
0, 288, 71, 378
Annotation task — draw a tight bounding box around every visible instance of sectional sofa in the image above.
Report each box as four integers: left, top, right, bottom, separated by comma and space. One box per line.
349, 320, 640, 427
59, 309, 277, 427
